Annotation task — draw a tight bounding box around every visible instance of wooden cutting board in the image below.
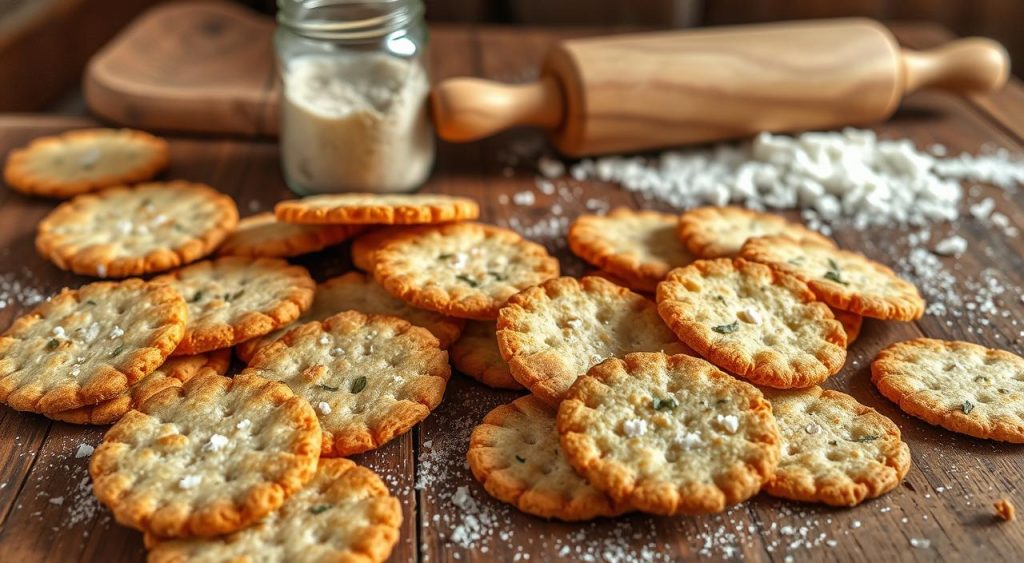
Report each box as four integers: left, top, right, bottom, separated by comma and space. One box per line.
84, 1, 280, 137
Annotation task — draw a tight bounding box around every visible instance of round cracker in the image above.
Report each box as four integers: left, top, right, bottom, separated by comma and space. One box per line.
872, 338, 1024, 443
241, 311, 450, 457
48, 349, 231, 425
236, 271, 463, 363
153, 257, 315, 356
0, 279, 186, 413
568, 208, 694, 292
351, 226, 418, 272
4, 128, 169, 198
146, 458, 401, 563
656, 258, 846, 389
373, 222, 560, 320
275, 193, 479, 225
831, 307, 863, 346
557, 352, 780, 516
90, 372, 322, 538
678, 206, 835, 258
496, 276, 689, 406
450, 321, 522, 390
761, 386, 911, 506
36, 181, 239, 278
469, 395, 626, 520
217, 212, 363, 258
739, 235, 924, 321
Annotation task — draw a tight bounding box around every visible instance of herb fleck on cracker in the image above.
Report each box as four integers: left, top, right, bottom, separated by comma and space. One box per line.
350, 376, 368, 394
712, 321, 739, 334
652, 397, 679, 411
962, 400, 975, 414
309, 504, 331, 514
824, 258, 849, 285
456, 274, 480, 287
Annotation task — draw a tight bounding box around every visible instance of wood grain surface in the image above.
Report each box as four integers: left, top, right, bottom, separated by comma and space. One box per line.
2, 23, 1024, 562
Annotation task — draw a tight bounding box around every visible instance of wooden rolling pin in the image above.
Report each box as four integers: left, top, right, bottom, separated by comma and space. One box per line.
430, 18, 1009, 156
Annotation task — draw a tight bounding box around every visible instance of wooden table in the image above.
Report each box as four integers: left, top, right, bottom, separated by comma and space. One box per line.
2, 22, 1024, 562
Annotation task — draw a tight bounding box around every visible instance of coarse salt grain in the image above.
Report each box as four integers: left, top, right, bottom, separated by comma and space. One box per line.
179, 475, 202, 489
74, 444, 94, 458
318, 401, 332, 415
203, 434, 229, 452
623, 418, 648, 438
716, 414, 739, 434
933, 235, 967, 256
740, 306, 762, 325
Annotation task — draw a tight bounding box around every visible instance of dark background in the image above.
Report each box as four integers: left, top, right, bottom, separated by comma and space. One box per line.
0, 0, 1020, 112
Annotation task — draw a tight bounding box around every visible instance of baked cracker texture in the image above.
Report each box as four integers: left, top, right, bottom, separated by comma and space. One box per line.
241, 311, 450, 457
739, 235, 925, 321
146, 458, 401, 563
656, 258, 846, 389
0, 279, 186, 413
154, 257, 315, 356
90, 373, 322, 538
450, 321, 523, 390
4, 128, 169, 198
469, 395, 627, 520
678, 206, 835, 259
217, 212, 363, 258
36, 181, 238, 278
275, 193, 479, 225
762, 386, 911, 506
568, 208, 694, 292
373, 222, 560, 320
236, 271, 463, 363
557, 352, 780, 516
872, 338, 1024, 443
497, 276, 689, 406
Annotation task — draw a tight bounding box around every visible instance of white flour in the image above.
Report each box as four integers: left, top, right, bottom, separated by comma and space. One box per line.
552, 128, 1024, 233
280, 53, 434, 194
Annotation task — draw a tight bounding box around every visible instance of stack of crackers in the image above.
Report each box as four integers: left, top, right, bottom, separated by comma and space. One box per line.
1, 128, 1020, 561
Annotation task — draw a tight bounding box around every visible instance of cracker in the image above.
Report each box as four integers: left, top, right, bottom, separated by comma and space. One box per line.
468, 395, 626, 520
451, 321, 522, 390
275, 193, 479, 225
995, 499, 1016, 521
831, 307, 863, 346
90, 373, 321, 538
241, 311, 450, 457
4, 128, 169, 198
739, 236, 925, 321
217, 212, 362, 258
568, 208, 694, 292
761, 386, 911, 506
497, 276, 689, 406
236, 271, 463, 363
146, 458, 401, 563
48, 349, 230, 425
153, 257, 315, 356
678, 206, 835, 258
373, 222, 560, 320
656, 258, 846, 388
36, 181, 238, 278
351, 226, 417, 272
557, 352, 780, 516
871, 338, 1024, 443
0, 279, 186, 413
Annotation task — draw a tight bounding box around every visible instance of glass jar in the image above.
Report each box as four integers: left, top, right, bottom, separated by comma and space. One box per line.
275, 0, 434, 195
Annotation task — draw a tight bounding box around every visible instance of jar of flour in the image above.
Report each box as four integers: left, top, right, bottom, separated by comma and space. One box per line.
275, 0, 433, 194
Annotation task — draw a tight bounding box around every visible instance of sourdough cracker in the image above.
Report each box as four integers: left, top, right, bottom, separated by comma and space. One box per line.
218, 212, 362, 258
656, 258, 846, 388
241, 311, 450, 457
275, 193, 479, 225
373, 222, 559, 320
90, 373, 321, 538
497, 276, 689, 406
557, 352, 780, 516
761, 386, 911, 506
469, 395, 626, 520
153, 257, 315, 356
569, 208, 693, 292
0, 279, 186, 413
36, 181, 238, 278
236, 271, 462, 362
872, 338, 1024, 442
4, 128, 168, 198
740, 236, 924, 321
678, 206, 834, 258
146, 458, 401, 563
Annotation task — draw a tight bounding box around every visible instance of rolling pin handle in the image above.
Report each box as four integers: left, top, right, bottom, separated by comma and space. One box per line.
901, 37, 1010, 95
430, 76, 564, 142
